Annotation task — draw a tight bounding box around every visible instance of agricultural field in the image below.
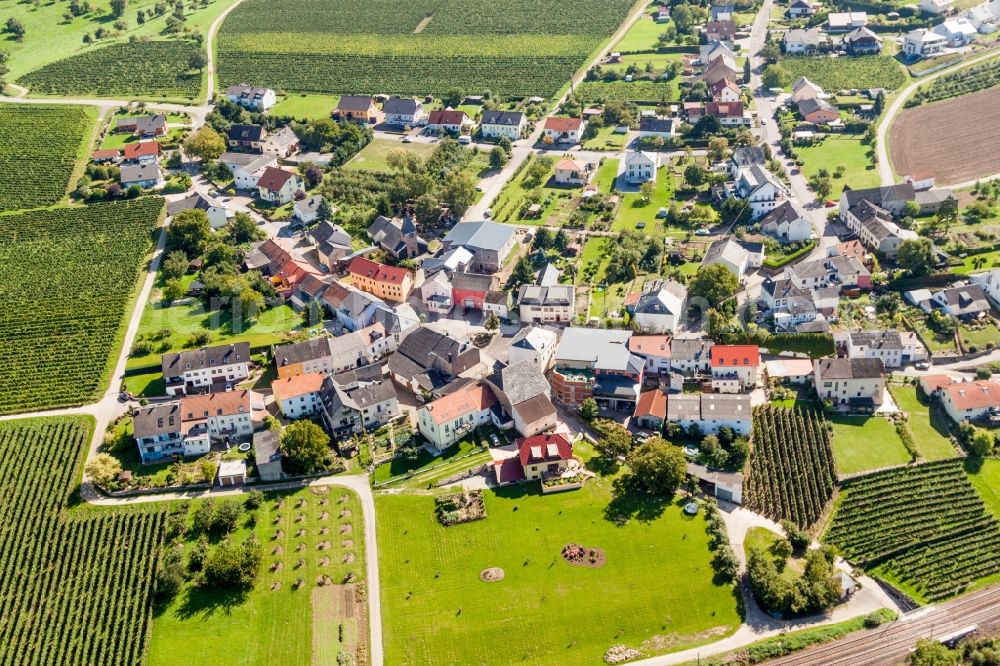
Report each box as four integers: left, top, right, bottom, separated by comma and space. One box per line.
0, 198, 163, 414
0, 104, 96, 212
829, 415, 911, 476
0, 0, 241, 80
825, 460, 1000, 603
377, 483, 742, 665
576, 80, 680, 104
148, 487, 367, 666
217, 0, 636, 98
890, 86, 1000, 186
910, 55, 1000, 106
0, 416, 166, 666
781, 55, 907, 92
744, 406, 838, 528
18, 41, 203, 101
794, 135, 879, 191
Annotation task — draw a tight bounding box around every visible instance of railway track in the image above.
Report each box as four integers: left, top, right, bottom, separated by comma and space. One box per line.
768, 586, 1000, 665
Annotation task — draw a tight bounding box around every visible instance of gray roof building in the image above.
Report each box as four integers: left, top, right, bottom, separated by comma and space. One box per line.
442, 221, 515, 252
162, 342, 251, 376
815, 357, 885, 379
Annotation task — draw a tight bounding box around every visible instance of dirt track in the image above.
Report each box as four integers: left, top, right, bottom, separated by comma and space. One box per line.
889, 85, 1000, 185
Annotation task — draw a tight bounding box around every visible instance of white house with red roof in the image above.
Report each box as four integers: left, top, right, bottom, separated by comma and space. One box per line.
417, 384, 499, 451
634, 389, 668, 430
543, 116, 585, 144
628, 335, 672, 375
708, 78, 742, 103
426, 109, 472, 134
710, 345, 760, 393
257, 166, 303, 205
554, 158, 593, 185
272, 372, 326, 419
490, 433, 574, 486
941, 379, 1000, 424
122, 140, 161, 165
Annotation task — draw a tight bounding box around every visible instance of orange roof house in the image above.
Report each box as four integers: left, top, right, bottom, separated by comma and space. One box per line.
347, 256, 413, 302
710, 345, 760, 368
634, 389, 668, 429
123, 141, 161, 161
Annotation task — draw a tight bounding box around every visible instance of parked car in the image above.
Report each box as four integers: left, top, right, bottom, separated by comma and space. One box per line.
489, 434, 500, 446
915, 361, 931, 370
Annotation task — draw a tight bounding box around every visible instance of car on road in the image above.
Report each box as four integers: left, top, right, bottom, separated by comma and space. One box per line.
401, 137, 412, 143
483, 208, 492, 218
475, 185, 484, 192
825, 200, 837, 207
489, 434, 500, 446
790, 168, 799, 175
458, 136, 471, 145
695, 227, 710, 236
915, 361, 931, 370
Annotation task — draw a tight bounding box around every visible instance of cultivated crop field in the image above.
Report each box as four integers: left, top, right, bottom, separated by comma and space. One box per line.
911, 56, 1000, 105
217, 0, 635, 98
781, 55, 906, 91
377, 483, 742, 665
0, 198, 163, 414
18, 41, 203, 100
0, 104, 95, 212
744, 406, 837, 528
889, 85, 1000, 186
825, 460, 1000, 603
0, 416, 166, 665
576, 80, 680, 104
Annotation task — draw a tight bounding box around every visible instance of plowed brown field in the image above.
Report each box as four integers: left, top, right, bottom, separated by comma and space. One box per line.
889, 85, 1000, 185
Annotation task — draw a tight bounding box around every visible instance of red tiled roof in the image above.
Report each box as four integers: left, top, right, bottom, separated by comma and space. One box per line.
123, 141, 160, 159
272, 372, 325, 401
257, 166, 296, 192
544, 116, 583, 132
428, 110, 467, 126
634, 389, 667, 420
835, 240, 867, 260
711, 345, 760, 368
920, 374, 955, 392
180, 390, 252, 420
517, 433, 573, 467
91, 149, 120, 160
708, 78, 740, 96
944, 380, 1000, 410
629, 335, 671, 357
348, 256, 411, 286
705, 101, 745, 118
495, 458, 526, 484
423, 384, 497, 426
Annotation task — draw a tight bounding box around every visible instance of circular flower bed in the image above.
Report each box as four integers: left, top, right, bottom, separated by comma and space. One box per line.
561, 543, 606, 568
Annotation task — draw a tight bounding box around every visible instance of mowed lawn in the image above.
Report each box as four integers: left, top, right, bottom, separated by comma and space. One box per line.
613, 14, 667, 53
148, 487, 366, 666
269, 93, 340, 121
795, 135, 879, 192
830, 415, 911, 475
890, 385, 956, 461
968, 458, 1000, 521
377, 483, 742, 665
343, 139, 438, 173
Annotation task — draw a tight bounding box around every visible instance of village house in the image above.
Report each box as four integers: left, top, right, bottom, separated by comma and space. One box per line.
835, 330, 929, 368
935, 17, 978, 45
760, 200, 813, 242
167, 192, 232, 229
91, 148, 120, 164
451, 271, 500, 311
708, 78, 742, 103
491, 433, 574, 486
701, 41, 737, 66
842, 26, 882, 55
727, 146, 767, 176
932, 283, 991, 320
387, 326, 481, 395
814, 357, 885, 413
274, 324, 392, 379
309, 220, 353, 270
441, 221, 516, 273
553, 159, 594, 185
543, 116, 585, 144
920, 0, 953, 13
670, 338, 714, 375
549, 328, 643, 412
133, 390, 255, 463
710, 345, 760, 393
630, 280, 687, 333
784, 254, 872, 291
517, 264, 575, 324
634, 388, 668, 430
702, 54, 741, 86
842, 199, 919, 257
318, 366, 399, 442
272, 372, 325, 419
629, 335, 672, 375
791, 76, 825, 103
320, 282, 383, 332
226, 84, 277, 111
253, 430, 283, 481
480, 110, 526, 141
705, 101, 752, 127
120, 164, 163, 190
333, 96, 383, 123
798, 97, 840, 125
666, 393, 752, 436
256, 166, 303, 205
828, 239, 872, 266
485, 361, 558, 437
940, 379, 1000, 424
122, 140, 160, 165
971, 269, 1000, 307
510, 326, 559, 370
733, 164, 789, 219
705, 19, 737, 42
227, 124, 268, 152
788, 0, 817, 17
783, 28, 828, 54
219, 152, 278, 190
294, 194, 326, 224
382, 97, 425, 126
638, 116, 677, 139
903, 28, 948, 57
703, 237, 763, 278
347, 256, 413, 302
624, 150, 658, 183
421, 271, 454, 316
162, 342, 251, 396
115, 114, 166, 138
827, 11, 868, 31
367, 214, 424, 260
417, 383, 499, 450
425, 109, 472, 134
965, 5, 998, 33
263, 126, 300, 158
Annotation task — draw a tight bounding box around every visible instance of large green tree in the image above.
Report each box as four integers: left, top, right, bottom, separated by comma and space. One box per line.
626, 437, 687, 497
184, 125, 226, 162
280, 420, 331, 474
897, 238, 935, 277
689, 263, 740, 307
166, 209, 211, 256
